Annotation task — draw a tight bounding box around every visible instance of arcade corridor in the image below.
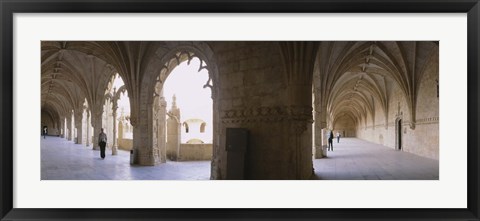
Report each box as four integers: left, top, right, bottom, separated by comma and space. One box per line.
42, 137, 438, 180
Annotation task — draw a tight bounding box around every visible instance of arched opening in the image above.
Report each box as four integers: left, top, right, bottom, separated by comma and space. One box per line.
183, 122, 189, 133
333, 113, 357, 138
103, 73, 131, 155
153, 55, 213, 163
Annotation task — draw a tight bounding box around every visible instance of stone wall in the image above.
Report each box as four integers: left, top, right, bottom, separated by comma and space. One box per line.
334, 115, 356, 137
355, 55, 439, 160
118, 138, 133, 151
178, 144, 213, 161
211, 42, 314, 179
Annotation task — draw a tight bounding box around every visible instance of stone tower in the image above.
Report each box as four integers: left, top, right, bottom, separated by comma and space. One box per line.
166, 94, 181, 160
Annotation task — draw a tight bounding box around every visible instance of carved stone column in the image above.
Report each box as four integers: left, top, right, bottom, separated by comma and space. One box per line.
286, 42, 318, 179
66, 115, 72, 141
59, 117, 65, 138
64, 117, 68, 139
157, 96, 167, 163
92, 111, 103, 150
75, 110, 83, 144
112, 105, 118, 155
86, 111, 90, 146
314, 108, 327, 159
217, 42, 318, 180
131, 111, 159, 165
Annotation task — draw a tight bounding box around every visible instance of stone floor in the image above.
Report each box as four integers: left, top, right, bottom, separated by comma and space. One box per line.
41, 136, 210, 180
41, 137, 438, 180
312, 138, 439, 180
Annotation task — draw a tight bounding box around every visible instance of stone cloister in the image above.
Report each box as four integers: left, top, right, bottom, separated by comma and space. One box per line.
41, 41, 439, 180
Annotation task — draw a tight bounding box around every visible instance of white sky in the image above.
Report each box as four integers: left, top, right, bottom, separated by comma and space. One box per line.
163, 58, 213, 143
113, 75, 130, 116
111, 58, 213, 143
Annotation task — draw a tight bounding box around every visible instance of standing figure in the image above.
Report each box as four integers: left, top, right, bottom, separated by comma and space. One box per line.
328, 130, 334, 151
42, 126, 47, 139
98, 128, 108, 159
336, 132, 341, 143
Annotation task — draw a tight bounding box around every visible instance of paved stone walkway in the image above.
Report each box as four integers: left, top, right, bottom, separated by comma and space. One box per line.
312, 138, 439, 180
41, 136, 210, 180
42, 137, 438, 180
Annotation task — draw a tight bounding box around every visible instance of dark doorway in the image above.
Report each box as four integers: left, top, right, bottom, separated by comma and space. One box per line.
396, 119, 402, 150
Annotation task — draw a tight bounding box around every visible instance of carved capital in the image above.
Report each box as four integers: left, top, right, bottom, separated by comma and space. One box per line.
74, 111, 83, 119
409, 122, 416, 130
90, 110, 103, 124
95, 111, 103, 119
130, 116, 137, 127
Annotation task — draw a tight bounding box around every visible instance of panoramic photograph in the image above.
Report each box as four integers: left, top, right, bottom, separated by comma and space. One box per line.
40, 41, 439, 180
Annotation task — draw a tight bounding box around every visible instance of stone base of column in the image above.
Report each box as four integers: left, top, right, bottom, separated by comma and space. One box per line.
112, 146, 118, 155
314, 145, 326, 158
133, 148, 159, 166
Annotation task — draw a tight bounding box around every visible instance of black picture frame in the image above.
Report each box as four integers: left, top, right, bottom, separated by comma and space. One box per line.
1, 0, 479, 220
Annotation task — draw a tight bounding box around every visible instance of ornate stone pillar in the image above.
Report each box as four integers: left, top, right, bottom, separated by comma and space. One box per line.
64, 117, 68, 139
66, 115, 72, 141
86, 111, 90, 146
92, 111, 103, 150
157, 96, 167, 163
112, 104, 118, 155
59, 117, 65, 138
75, 110, 83, 144
282, 42, 318, 179
314, 107, 327, 159
216, 42, 318, 180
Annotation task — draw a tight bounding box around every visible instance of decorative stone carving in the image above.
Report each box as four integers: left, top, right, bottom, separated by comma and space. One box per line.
221, 106, 313, 124
416, 117, 439, 125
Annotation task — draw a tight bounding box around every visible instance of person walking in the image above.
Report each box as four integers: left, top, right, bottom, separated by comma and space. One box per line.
328, 130, 334, 151
42, 126, 47, 139
98, 128, 107, 159
336, 132, 341, 143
